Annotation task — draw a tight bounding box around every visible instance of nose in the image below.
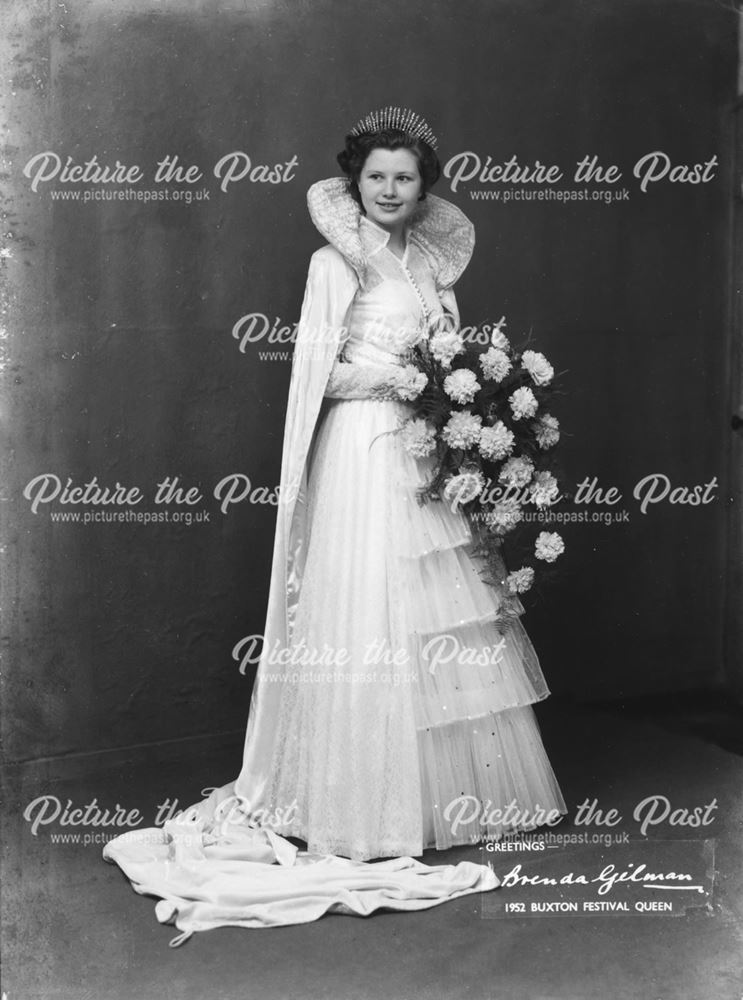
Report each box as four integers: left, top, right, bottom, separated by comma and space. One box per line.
383, 178, 397, 199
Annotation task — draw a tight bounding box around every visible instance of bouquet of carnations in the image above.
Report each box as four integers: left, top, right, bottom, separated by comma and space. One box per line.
398, 316, 566, 627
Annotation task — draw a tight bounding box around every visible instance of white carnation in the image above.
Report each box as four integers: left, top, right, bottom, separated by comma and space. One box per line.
530, 471, 560, 509
444, 368, 480, 405
478, 421, 515, 461
534, 531, 565, 563
400, 418, 437, 459
521, 350, 554, 387
480, 347, 512, 382
533, 413, 560, 449
442, 411, 483, 450
506, 567, 534, 594
485, 499, 524, 535
429, 329, 465, 368
509, 385, 538, 421
498, 456, 534, 489
396, 365, 428, 401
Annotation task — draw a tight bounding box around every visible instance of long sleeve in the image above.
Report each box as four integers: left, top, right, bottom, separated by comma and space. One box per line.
324, 358, 406, 400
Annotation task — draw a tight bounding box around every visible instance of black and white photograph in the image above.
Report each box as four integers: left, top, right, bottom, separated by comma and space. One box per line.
2, 1, 742, 997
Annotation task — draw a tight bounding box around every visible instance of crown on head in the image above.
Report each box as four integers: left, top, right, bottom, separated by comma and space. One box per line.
348, 106, 438, 150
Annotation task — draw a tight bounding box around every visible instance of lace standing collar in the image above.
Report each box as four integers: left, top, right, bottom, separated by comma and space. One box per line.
306, 177, 475, 289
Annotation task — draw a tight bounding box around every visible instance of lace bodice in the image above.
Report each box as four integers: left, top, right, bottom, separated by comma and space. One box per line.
339, 216, 446, 372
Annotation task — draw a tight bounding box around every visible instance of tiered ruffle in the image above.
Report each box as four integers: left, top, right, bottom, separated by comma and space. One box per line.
385, 406, 566, 848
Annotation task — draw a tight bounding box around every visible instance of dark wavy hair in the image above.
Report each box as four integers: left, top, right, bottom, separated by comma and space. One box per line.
336, 129, 441, 209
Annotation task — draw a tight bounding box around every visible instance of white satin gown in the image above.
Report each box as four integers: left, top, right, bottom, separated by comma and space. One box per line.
251, 223, 567, 861
102, 214, 566, 940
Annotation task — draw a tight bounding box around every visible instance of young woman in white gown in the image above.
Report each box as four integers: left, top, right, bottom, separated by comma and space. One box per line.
103, 107, 567, 939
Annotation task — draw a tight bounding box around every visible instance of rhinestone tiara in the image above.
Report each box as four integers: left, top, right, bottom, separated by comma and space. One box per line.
347, 106, 438, 150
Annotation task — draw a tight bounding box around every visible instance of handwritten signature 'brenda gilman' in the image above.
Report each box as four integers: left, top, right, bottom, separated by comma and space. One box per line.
500, 861, 703, 897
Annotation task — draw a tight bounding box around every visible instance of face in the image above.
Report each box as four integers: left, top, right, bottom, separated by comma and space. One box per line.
357, 147, 423, 233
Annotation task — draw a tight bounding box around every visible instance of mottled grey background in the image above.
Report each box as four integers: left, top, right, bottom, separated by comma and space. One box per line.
2, 0, 738, 762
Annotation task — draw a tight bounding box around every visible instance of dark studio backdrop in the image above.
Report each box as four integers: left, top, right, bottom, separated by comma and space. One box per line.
2, 0, 740, 764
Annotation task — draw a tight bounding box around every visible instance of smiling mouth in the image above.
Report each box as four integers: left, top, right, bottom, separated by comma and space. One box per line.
378, 203, 401, 209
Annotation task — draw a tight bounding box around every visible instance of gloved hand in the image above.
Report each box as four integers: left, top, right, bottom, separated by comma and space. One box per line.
324, 361, 427, 402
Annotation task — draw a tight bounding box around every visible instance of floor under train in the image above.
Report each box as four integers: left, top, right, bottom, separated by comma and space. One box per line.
2, 696, 742, 1000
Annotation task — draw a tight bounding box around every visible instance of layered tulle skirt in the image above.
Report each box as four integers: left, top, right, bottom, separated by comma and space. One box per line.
259, 396, 567, 861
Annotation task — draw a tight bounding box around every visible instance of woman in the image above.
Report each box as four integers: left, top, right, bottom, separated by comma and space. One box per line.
103, 107, 566, 939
